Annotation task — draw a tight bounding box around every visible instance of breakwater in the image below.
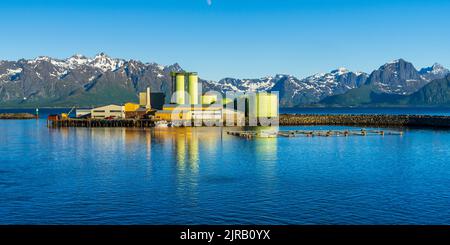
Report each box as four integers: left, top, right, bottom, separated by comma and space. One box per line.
279, 114, 450, 128
0, 113, 36, 119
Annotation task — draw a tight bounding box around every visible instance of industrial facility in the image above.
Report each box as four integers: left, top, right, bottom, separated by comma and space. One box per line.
74, 87, 165, 120
68, 71, 279, 127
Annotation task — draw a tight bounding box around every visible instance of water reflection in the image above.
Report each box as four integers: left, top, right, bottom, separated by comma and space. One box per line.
8, 122, 450, 224
45, 126, 281, 218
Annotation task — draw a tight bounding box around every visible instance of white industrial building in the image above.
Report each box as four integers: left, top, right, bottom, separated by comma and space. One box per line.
90, 104, 125, 119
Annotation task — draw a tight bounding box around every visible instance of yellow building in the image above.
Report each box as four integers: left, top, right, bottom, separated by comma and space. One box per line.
201, 94, 218, 105
155, 104, 223, 122
139, 93, 147, 106
124, 103, 140, 112
139, 87, 152, 109
159, 71, 279, 127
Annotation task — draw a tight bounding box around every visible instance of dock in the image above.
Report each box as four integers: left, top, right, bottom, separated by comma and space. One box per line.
227, 129, 403, 139
47, 118, 155, 128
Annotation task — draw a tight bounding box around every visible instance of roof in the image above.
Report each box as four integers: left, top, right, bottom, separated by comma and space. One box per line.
92, 104, 123, 110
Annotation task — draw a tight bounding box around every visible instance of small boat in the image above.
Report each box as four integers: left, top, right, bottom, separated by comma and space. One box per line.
155, 120, 170, 128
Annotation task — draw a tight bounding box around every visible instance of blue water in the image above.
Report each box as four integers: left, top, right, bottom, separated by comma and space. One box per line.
1, 109, 450, 224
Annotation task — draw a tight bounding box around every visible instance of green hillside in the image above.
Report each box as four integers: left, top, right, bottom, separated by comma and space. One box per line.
319, 75, 450, 107
406, 75, 450, 105
319, 85, 405, 106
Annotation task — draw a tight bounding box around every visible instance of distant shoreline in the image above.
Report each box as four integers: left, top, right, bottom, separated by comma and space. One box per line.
0, 113, 36, 119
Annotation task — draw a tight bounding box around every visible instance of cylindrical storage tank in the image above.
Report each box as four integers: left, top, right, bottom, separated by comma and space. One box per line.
146, 87, 151, 109
188, 73, 199, 105
269, 93, 279, 118
256, 93, 271, 118
176, 73, 185, 104
246, 93, 258, 118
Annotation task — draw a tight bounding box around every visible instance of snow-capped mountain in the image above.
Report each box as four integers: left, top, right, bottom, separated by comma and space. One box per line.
419, 63, 450, 82
89, 53, 125, 72
0, 53, 182, 107
271, 69, 368, 107
365, 59, 444, 95
210, 69, 368, 107
0, 54, 449, 107
213, 76, 276, 93
26, 53, 126, 72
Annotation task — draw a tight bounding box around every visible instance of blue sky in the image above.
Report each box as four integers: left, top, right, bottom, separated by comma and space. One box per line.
1, 0, 450, 80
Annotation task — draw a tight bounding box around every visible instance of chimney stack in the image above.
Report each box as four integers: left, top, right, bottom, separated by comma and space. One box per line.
146, 87, 151, 109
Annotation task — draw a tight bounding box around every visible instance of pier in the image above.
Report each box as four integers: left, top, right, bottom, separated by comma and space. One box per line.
47, 118, 155, 128
227, 129, 403, 139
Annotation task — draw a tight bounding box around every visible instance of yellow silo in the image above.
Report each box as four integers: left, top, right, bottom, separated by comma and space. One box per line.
139, 92, 147, 107
176, 73, 185, 104
188, 73, 199, 105
269, 93, 278, 118
256, 93, 279, 118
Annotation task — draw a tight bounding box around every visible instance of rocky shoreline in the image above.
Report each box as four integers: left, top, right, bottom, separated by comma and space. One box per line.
0, 113, 37, 119
279, 114, 450, 128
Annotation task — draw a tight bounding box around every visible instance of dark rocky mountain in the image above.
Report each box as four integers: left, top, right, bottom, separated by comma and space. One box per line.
0, 54, 187, 107
319, 60, 450, 107
0, 54, 370, 108
320, 75, 450, 107
419, 63, 450, 82
0, 54, 448, 108
366, 59, 428, 95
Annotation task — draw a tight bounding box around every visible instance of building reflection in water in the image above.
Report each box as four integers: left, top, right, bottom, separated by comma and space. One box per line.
151, 127, 227, 204
152, 128, 213, 174
145, 129, 152, 162
49, 125, 279, 202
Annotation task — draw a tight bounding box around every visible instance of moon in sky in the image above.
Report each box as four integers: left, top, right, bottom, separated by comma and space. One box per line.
207, 0, 212, 6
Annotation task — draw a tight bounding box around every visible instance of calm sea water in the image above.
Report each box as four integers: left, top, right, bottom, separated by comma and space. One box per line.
1, 108, 450, 224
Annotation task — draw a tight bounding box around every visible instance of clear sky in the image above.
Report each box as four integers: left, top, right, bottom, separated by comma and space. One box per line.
1, 0, 449, 80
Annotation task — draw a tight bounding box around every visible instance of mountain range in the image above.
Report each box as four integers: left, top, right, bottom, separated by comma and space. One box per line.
0, 54, 449, 108
319, 60, 450, 106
